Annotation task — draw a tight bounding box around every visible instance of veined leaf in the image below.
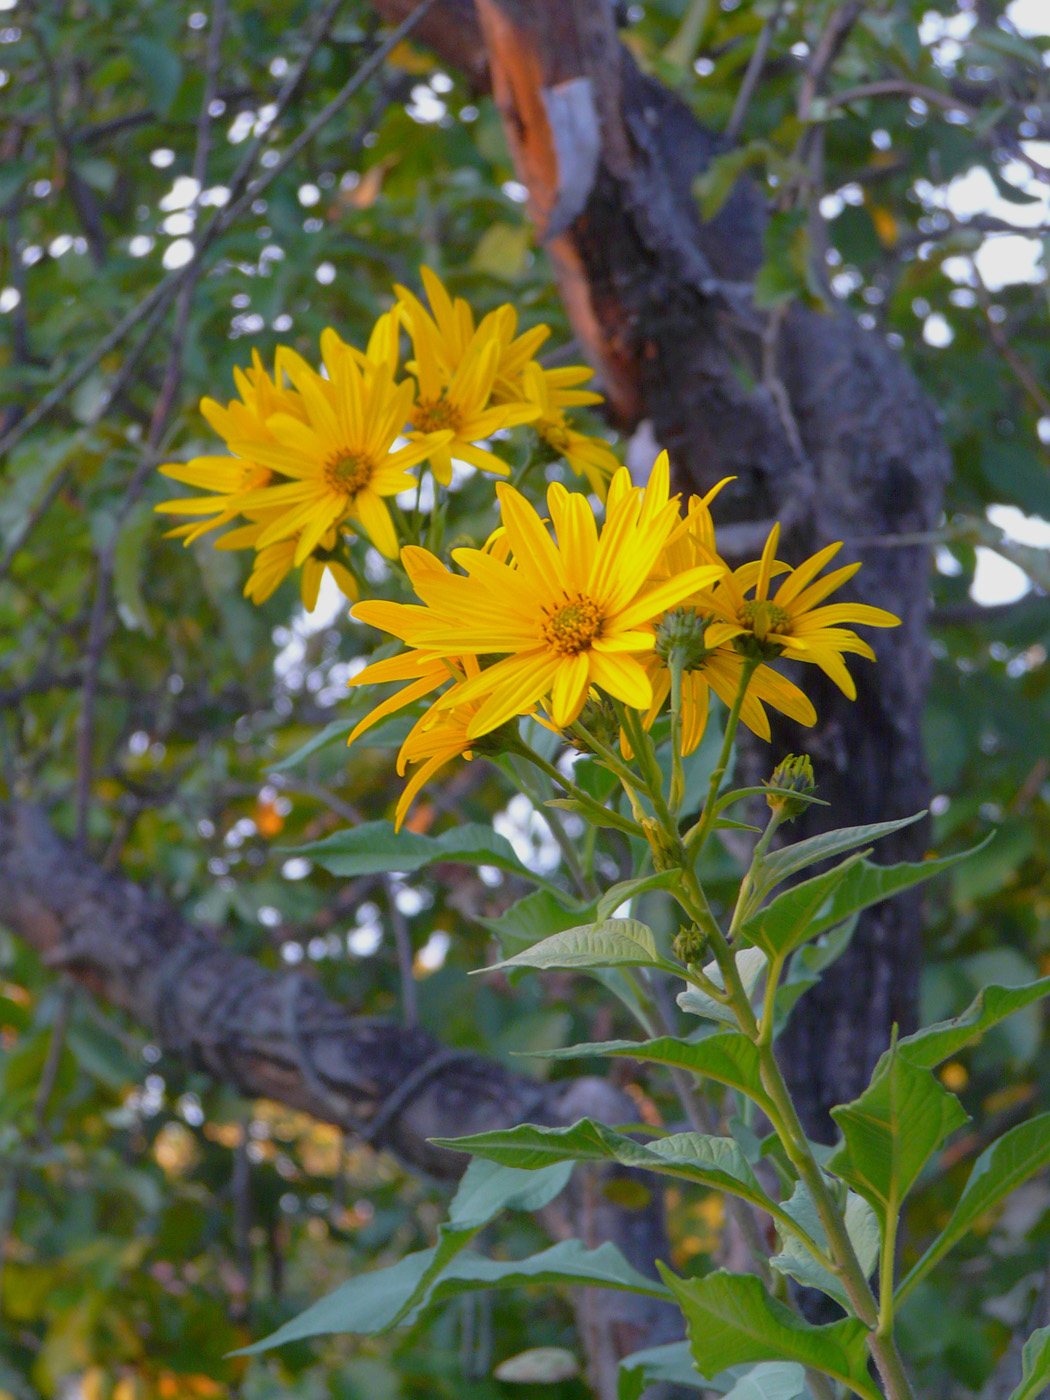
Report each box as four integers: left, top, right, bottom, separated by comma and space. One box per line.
756, 813, 926, 889
270, 717, 357, 771
1006, 1326, 1050, 1400
536, 1032, 775, 1115
434, 1119, 775, 1212
476, 918, 675, 975
618, 1342, 706, 1399
476, 888, 597, 958
660, 1268, 879, 1400
896, 977, 1050, 1068
771, 1180, 879, 1313
292, 820, 530, 879
238, 1239, 669, 1353
897, 1114, 1050, 1305
678, 948, 768, 1025
743, 843, 985, 961
827, 1046, 969, 1227
597, 870, 681, 921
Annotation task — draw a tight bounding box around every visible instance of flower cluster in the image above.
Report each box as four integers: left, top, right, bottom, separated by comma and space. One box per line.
348, 452, 900, 826
155, 269, 619, 609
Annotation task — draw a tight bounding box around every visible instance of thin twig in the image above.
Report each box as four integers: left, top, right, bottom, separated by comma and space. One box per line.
726, 0, 785, 144
823, 78, 974, 121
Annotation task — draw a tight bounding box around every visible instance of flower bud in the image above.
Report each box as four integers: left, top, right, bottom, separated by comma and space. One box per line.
655, 607, 712, 672
572, 693, 621, 752
641, 817, 680, 872
673, 923, 708, 966
765, 753, 816, 821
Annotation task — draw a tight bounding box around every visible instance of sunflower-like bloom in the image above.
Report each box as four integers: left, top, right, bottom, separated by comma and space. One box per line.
393, 658, 489, 830
155, 351, 302, 544
214, 510, 358, 609
229, 342, 452, 561
397, 276, 540, 485
694, 522, 900, 697
521, 363, 619, 500
353, 458, 724, 736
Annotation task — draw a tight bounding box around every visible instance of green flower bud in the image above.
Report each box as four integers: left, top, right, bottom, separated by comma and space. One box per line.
673, 923, 708, 966
641, 817, 680, 872
765, 753, 816, 821
572, 694, 620, 752
655, 607, 712, 671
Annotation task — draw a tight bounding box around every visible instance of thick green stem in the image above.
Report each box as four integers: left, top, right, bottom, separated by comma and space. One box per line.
668, 654, 686, 816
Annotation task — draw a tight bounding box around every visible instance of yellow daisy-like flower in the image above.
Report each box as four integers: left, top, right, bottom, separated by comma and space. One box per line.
396, 270, 541, 485
353, 458, 724, 736
522, 363, 618, 500
230, 341, 452, 561
696, 523, 901, 698
155, 350, 302, 543
392, 658, 489, 830
214, 510, 357, 609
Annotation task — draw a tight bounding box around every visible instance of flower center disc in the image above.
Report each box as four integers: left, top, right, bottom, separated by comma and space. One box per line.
411, 397, 463, 435
325, 449, 374, 495
739, 599, 791, 641
542, 594, 603, 655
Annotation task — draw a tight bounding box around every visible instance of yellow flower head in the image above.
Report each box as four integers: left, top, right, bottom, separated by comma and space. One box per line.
392, 657, 488, 830
522, 363, 618, 501
230, 339, 452, 561
696, 523, 901, 698
353, 458, 724, 736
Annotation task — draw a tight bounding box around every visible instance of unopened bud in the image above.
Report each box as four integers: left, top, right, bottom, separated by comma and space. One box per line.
765, 753, 816, 820
572, 693, 620, 752
641, 817, 680, 872
655, 607, 711, 671
673, 923, 708, 967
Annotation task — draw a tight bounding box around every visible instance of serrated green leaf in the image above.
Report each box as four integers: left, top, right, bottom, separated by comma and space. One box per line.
897, 1114, 1050, 1306
433, 1119, 774, 1211
743, 842, 985, 961
660, 1268, 879, 1399
1006, 1325, 1050, 1400
896, 977, 1050, 1069
477, 918, 672, 975
238, 1239, 669, 1353
827, 1046, 969, 1227
292, 821, 529, 879
756, 813, 925, 889
771, 1181, 879, 1313
535, 1032, 775, 1115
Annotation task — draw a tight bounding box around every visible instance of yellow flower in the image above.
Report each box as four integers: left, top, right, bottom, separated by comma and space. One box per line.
392, 658, 487, 830
230, 341, 451, 561
155, 350, 301, 543
214, 511, 357, 609
396, 269, 540, 484
353, 458, 724, 736
696, 523, 900, 698
522, 363, 618, 500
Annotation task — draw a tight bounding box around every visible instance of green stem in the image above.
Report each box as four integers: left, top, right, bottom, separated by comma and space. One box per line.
668, 654, 686, 817
684, 657, 760, 863
617, 702, 679, 842
503, 755, 595, 900
512, 739, 644, 840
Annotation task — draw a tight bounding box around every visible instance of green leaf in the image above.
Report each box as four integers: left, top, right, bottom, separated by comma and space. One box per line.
270, 718, 356, 771
476, 888, 597, 958
771, 1181, 879, 1313
897, 1114, 1050, 1306
238, 1239, 669, 1353
125, 36, 183, 116
433, 1119, 774, 1212
477, 918, 673, 975
756, 813, 925, 888
721, 1363, 809, 1400
659, 1268, 879, 1399
293, 821, 530, 879
596, 870, 681, 921
827, 1045, 969, 1228
743, 843, 984, 962
536, 1033, 775, 1115
448, 1156, 573, 1232
678, 948, 768, 1025
1006, 1326, 1050, 1400
618, 1342, 706, 1399
896, 977, 1050, 1069
113, 503, 155, 634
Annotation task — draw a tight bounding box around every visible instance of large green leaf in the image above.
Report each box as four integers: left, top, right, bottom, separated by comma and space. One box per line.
678, 948, 768, 1025
897, 1113, 1050, 1305
827, 1046, 969, 1227
537, 1032, 775, 1114
743, 843, 984, 962
771, 1181, 879, 1313
434, 1119, 775, 1212
478, 918, 676, 975
1007, 1326, 1050, 1400
659, 1268, 879, 1400
239, 1239, 670, 1354
721, 1364, 809, 1400
618, 1349, 806, 1400
292, 820, 531, 879
596, 870, 681, 921
756, 813, 925, 889
896, 978, 1050, 1069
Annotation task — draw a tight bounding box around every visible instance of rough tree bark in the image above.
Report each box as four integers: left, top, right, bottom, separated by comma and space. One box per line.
0, 802, 679, 1398
367, 0, 950, 1135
